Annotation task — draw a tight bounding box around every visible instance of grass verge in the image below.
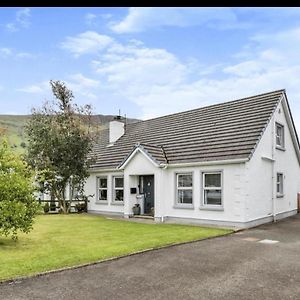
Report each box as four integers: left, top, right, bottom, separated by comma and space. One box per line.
0, 214, 232, 281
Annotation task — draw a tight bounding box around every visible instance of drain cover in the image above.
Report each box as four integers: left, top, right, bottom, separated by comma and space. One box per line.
259, 239, 279, 244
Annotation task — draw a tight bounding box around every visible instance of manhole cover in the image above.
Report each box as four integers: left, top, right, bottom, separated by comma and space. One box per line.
259, 239, 279, 244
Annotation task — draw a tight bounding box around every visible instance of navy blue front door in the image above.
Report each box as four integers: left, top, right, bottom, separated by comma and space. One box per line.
142, 175, 154, 214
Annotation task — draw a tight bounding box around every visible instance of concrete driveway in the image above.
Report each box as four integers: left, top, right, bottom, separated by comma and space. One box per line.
1, 215, 300, 300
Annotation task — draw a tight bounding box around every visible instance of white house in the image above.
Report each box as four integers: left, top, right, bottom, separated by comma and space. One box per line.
85, 89, 300, 228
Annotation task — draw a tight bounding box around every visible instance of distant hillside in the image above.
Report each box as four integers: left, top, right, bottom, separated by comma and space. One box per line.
0, 114, 139, 153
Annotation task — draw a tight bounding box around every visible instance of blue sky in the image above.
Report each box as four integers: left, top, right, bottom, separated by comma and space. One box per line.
1, 7, 300, 130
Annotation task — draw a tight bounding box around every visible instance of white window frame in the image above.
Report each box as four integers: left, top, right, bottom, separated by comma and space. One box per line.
175, 172, 193, 207
275, 122, 285, 150
113, 176, 124, 203
201, 171, 223, 210
96, 176, 108, 203
276, 173, 284, 198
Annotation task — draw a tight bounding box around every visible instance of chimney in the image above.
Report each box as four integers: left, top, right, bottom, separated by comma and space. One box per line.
109, 118, 125, 144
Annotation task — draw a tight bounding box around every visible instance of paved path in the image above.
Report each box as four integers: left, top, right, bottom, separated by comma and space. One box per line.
1, 215, 300, 299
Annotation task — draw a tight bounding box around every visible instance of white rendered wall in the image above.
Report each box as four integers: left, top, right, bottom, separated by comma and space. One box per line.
273, 100, 300, 214
160, 163, 246, 223
85, 170, 125, 214
122, 151, 247, 223
246, 99, 300, 222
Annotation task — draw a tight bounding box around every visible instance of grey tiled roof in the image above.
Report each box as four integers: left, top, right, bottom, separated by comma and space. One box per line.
89, 90, 284, 169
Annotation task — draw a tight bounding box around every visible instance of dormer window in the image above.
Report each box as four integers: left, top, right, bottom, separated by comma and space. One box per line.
276, 122, 285, 149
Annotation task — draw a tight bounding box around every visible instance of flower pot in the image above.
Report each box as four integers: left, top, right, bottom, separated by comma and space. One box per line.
132, 205, 140, 215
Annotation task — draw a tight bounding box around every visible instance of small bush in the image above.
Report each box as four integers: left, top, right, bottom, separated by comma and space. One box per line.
43, 202, 50, 213
75, 202, 87, 213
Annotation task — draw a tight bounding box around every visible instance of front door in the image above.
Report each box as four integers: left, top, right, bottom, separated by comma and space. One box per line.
142, 175, 154, 214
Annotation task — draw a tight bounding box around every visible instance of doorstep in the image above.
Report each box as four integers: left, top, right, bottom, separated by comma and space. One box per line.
131, 215, 154, 220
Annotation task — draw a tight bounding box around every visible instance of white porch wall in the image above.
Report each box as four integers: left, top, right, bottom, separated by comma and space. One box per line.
123, 151, 163, 217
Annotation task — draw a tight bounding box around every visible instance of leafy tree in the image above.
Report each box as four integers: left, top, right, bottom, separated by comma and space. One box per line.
0, 140, 39, 240
25, 80, 95, 213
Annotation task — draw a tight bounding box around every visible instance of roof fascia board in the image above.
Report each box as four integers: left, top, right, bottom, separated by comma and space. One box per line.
248, 92, 284, 161
166, 158, 248, 168
89, 168, 121, 173
281, 93, 300, 165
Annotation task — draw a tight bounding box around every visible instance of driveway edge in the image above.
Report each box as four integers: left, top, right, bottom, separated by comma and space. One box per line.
0, 230, 234, 285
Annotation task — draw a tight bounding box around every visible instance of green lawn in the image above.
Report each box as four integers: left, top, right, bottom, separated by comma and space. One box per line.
0, 214, 232, 281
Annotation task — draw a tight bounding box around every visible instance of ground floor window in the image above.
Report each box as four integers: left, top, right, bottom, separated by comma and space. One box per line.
176, 173, 193, 204
113, 176, 124, 201
203, 172, 222, 206
276, 173, 284, 197
97, 176, 108, 201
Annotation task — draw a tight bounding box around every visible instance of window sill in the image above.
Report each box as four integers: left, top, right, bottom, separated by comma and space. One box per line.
200, 206, 224, 211
95, 201, 108, 205
111, 201, 124, 206
173, 204, 194, 210
276, 194, 284, 198
276, 146, 286, 151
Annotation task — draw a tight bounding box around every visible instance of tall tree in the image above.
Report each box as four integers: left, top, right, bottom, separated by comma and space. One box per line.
0, 140, 38, 240
25, 80, 95, 213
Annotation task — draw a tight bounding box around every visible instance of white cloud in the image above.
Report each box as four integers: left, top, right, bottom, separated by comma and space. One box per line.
17, 81, 49, 94
15, 52, 34, 59
5, 8, 31, 32
17, 85, 44, 94
110, 7, 240, 33
16, 8, 31, 28
66, 73, 100, 99
17, 74, 100, 101
60, 27, 300, 131
0, 48, 13, 57
68, 73, 100, 88
0, 47, 34, 59
91, 29, 300, 132
61, 31, 114, 57
85, 13, 97, 26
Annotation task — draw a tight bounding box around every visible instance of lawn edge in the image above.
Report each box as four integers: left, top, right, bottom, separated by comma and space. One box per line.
0, 230, 234, 284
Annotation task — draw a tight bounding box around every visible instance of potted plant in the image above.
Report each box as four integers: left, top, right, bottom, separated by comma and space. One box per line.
150, 207, 154, 217
132, 203, 140, 215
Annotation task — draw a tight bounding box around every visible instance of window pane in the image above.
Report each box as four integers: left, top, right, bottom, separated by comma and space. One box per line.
178, 189, 193, 204
178, 174, 192, 187
115, 177, 124, 188
204, 190, 222, 205
115, 190, 124, 201
277, 174, 283, 194
99, 189, 107, 201
99, 178, 107, 188
276, 124, 284, 146
204, 173, 221, 188
277, 183, 280, 194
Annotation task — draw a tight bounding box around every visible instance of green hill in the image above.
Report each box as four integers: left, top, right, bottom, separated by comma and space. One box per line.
0, 114, 139, 154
